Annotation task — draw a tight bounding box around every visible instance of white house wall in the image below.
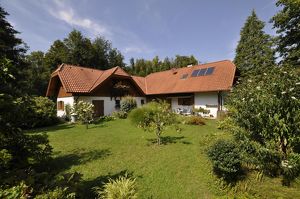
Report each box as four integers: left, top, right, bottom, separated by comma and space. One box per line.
57, 96, 74, 117
194, 92, 219, 118
74, 96, 146, 116
169, 92, 222, 118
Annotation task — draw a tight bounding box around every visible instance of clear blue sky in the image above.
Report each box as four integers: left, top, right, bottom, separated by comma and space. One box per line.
2, 0, 279, 64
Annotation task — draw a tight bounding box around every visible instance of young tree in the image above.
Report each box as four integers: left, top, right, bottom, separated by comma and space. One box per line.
129, 101, 179, 145
234, 10, 275, 74
271, 0, 300, 66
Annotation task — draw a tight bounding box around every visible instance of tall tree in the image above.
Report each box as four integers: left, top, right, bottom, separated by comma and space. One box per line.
44, 30, 125, 71
63, 30, 94, 66
271, 0, 300, 66
26, 51, 50, 96
234, 10, 275, 74
0, 5, 29, 94
44, 40, 68, 72
107, 48, 125, 68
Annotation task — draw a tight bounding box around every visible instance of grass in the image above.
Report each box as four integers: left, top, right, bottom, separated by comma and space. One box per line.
31, 119, 300, 198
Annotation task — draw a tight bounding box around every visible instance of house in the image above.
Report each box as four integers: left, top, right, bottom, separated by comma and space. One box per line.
46, 60, 236, 118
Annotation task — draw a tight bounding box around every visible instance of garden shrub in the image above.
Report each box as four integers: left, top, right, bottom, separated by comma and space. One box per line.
93, 115, 116, 124
192, 107, 210, 115
112, 111, 128, 119
185, 116, 205, 125
14, 96, 59, 128
281, 153, 300, 186
94, 174, 137, 199
207, 140, 242, 182
120, 96, 137, 113
0, 182, 32, 199
35, 187, 76, 199
72, 101, 94, 129
65, 104, 72, 121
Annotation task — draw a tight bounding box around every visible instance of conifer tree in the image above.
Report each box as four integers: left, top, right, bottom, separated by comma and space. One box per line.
234, 10, 275, 74
271, 0, 300, 66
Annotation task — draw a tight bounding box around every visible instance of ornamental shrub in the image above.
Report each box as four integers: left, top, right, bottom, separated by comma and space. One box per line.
72, 101, 94, 129
207, 140, 242, 182
112, 111, 128, 119
94, 174, 137, 199
120, 96, 137, 113
185, 116, 205, 125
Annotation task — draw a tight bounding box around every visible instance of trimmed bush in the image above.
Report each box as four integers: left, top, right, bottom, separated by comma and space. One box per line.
185, 116, 205, 125
94, 175, 137, 199
120, 96, 137, 113
207, 140, 242, 182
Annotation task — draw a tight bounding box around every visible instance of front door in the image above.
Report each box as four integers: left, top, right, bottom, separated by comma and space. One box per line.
92, 100, 104, 117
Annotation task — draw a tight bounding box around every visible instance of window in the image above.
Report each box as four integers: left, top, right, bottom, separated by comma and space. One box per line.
57, 101, 64, 111
205, 67, 215, 75
115, 100, 120, 109
197, 68, 207, 76
178, 97, 193, 106
191, 70, 199, 77
141, 99, 145, 105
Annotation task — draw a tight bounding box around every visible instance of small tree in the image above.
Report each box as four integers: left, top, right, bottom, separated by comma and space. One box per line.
72, 101, 94, 129
129, 101, 178, 145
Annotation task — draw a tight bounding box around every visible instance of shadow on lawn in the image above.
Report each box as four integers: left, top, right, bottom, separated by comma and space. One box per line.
28, 123, 75, 134
147, 136, 192, 145
48, 148, 111, 173
78, 170, 139, 198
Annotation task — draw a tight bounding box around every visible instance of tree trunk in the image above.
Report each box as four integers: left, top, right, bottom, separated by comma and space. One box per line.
156, 129, 161, 145
279, 135, 287, 159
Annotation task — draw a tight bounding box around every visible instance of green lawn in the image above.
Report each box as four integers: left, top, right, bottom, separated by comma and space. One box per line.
31, 119, 300, 198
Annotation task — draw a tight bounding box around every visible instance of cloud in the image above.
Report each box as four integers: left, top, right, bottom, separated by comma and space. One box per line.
49, 0, 111, 38
123, 46, 155, 55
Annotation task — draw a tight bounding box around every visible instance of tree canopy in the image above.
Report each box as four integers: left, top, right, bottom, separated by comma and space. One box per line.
234, 10, 275, 75
271, 0, 300, 66
44, 30, 125, 71
128, 55, 199, 76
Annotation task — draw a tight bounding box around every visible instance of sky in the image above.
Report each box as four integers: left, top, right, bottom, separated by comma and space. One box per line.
1, 0, 280, 64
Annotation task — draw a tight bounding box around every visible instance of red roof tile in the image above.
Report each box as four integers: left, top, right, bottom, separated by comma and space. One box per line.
46, 60, 236, 97
144, 60, 236, 95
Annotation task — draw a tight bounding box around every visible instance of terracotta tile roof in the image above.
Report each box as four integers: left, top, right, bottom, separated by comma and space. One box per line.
46, 60, 236, 96
144, 60, 236, 95
47, 64, 130, 95
132, 76, 147, 93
